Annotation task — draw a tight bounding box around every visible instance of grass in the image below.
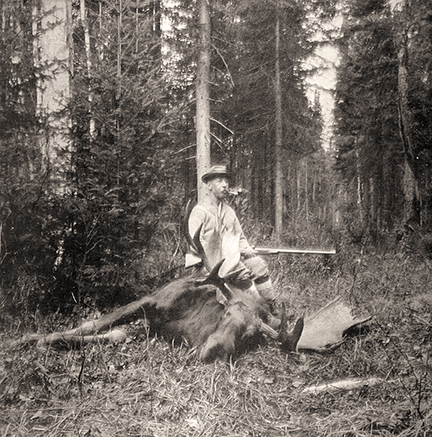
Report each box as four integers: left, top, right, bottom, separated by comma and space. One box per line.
1, 247, 432, 436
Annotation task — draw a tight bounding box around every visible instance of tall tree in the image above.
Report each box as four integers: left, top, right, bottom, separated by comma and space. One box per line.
334, 0, 402, 237
80, 0, 96, 139
33, 0, 73, 193
392, 0, 421, 225
196, 0, 211, 201
274, 4, 283, 238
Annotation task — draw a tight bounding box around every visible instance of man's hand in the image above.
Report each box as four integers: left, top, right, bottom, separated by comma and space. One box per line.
242, 247, 258, 259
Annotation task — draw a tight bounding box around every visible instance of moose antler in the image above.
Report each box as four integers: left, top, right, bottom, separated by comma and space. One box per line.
184, 199, 197, 252
184, 199, 216, 273
195, 258, 234, 302
277, 302, 304, 352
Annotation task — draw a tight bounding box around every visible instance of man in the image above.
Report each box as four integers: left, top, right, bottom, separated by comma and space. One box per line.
185, 165, 276, 304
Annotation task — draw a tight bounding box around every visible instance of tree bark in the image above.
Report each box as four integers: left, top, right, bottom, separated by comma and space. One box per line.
196, 0, 211, 201
305, 161, 309, 224
80, 0, 96, 139
297, 163, 301, 212
355, 138, 365, 230
394, 0, 421, 225
274, 10, 283, 238
33, 0, 72, 193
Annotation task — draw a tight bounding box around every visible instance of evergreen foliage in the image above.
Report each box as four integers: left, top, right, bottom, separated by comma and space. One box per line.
0, 1, 54, 318
334, 0, 432, 242
1, 0, 187, 315
63, 0, 188, 308
209, 0, 323, 225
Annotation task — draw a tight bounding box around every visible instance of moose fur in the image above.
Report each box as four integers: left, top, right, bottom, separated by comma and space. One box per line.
9, 265, 304, 362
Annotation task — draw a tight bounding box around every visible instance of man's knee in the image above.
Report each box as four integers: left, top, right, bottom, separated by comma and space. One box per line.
242, 256, 276, 301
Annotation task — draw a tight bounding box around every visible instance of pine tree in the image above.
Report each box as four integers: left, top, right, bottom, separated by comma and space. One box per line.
211, 0, 320, 230
334, 0, 401, 238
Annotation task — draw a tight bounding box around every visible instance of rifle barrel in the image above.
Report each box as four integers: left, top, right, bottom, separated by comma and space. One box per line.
254, 247, 336, 255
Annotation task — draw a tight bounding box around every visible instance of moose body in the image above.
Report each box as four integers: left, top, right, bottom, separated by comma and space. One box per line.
146, 276, 271, 362
10, 200, 305, 362
10, 266, 304, 363
9, 185, 371, 360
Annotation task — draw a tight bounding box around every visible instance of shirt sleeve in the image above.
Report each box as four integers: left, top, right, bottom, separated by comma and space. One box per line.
188, 205, 206, 242
185, 206, 207, 268
230, 209, 250, 251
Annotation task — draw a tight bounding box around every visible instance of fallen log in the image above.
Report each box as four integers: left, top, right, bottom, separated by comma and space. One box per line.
300, 377, 387, 395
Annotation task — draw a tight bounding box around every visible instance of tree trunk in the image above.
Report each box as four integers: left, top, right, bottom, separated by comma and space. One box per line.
115, 0, 124, 193
355, 138, 365, 230
369, 176, 377, 237
394, 0, 421, 225
332, 184, 343, 231
196, 0, 211, 201
289, 161, 297, 227
33, 0, 72, 193
305, 161, 309, 224
274, 11, 283, 239
80, 0, 96, 139
297, 163, 301, 212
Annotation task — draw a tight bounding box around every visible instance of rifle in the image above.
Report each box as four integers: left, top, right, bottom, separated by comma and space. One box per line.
250, 247, 337, 256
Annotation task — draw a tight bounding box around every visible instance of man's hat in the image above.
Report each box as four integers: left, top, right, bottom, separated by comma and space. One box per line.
201, 165, 230, 182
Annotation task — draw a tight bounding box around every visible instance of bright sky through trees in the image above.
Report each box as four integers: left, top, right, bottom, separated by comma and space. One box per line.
305, 9, 343, 151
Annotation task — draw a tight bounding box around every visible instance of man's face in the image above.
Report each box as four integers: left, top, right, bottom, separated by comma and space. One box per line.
207, 177, 229, 200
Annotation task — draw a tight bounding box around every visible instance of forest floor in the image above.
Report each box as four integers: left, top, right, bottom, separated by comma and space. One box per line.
1, 248, 432, 436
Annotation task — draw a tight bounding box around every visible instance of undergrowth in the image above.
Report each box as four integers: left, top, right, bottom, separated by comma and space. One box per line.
1, 246, 432, 436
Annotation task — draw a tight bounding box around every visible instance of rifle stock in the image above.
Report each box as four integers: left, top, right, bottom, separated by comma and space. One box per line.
252, 247, 336, 256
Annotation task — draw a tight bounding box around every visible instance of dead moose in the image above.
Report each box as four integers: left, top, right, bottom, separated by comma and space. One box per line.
9, 210, 306, 363
9, 262, 304, 363
9, 205, 371, 362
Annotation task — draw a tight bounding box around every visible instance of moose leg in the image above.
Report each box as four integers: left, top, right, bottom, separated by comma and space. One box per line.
37, 329, 128, 348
